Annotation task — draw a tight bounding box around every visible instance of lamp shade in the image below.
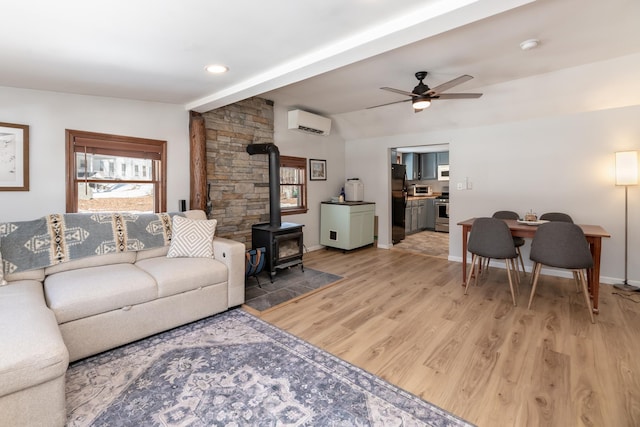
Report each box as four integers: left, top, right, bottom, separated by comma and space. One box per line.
615, 151, 639, 186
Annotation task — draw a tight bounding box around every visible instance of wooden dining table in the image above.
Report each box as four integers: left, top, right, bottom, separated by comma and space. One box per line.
458, 218, 611, 313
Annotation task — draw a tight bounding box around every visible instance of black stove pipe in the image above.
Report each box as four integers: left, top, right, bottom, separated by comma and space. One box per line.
246, 143, 281, 228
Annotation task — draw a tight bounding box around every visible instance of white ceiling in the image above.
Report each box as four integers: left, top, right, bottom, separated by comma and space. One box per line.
3, 0, 640, 138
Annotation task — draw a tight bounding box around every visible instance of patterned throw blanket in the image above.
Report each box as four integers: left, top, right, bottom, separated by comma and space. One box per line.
0, 212, 182, 276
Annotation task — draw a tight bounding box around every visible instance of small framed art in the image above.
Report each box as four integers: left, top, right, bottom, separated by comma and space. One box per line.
0, 122, 29, 191
309, 159, 327, 181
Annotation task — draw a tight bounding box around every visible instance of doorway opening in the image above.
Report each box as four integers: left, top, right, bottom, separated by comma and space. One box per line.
390, 144, 450, 258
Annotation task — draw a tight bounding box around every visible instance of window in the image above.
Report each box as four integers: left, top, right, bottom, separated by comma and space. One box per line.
65, 129, 167, 213
280, 156, 307, 215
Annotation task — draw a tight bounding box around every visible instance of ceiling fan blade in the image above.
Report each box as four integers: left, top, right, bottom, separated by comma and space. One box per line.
381, 87, 416, 97
434, 93, 483, 99
366, 98, 412, 109
429, 75, 473, 95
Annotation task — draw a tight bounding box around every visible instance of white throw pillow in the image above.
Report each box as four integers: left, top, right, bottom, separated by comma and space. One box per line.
167, 216, 217, 258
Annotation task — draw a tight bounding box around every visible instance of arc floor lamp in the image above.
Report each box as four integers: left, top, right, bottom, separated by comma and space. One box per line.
614, 150, 639, 292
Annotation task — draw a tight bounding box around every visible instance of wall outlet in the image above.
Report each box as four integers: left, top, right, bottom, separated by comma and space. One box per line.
457, 182, 464, 190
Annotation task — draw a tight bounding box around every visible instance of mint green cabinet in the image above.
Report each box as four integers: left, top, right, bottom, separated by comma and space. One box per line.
321, 202, 375, 250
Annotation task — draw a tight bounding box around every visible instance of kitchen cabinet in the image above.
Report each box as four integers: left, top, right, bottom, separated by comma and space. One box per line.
405, 202, 412, 235
405, 198, 431, 234
437, 151, 449, 165
411, 202, 419, 231
417, 199, 428, 230
401, 151, 450, 180
321, 202, 375, 250
419, 151, 448, 180
402, 153, 419, 180
426, 198, 436, 230
420, 153, 438, 180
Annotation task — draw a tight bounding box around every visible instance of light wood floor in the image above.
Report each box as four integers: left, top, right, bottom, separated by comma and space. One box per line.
257, 247, 640, 427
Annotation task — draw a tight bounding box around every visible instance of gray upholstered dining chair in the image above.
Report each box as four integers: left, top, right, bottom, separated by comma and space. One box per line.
491, 210, 526, 275
530, 212, 575, 284
539, 212, 574, 223
465, 217, 519, 306
528, 221, 595, 323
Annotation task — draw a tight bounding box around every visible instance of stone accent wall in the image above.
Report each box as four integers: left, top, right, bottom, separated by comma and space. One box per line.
202, 97, 274, 247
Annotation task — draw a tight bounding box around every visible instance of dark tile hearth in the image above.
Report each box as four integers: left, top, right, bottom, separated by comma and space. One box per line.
245, 267, 342, 312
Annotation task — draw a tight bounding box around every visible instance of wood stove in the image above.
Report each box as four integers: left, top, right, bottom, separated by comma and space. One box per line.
247, 143, 304, 280
252, 222, 304, 279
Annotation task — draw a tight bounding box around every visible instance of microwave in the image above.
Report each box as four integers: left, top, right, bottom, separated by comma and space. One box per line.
411, 184, 432, 196
437, 165, 450, 181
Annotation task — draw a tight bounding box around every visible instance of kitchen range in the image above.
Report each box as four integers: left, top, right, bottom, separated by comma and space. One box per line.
434, 188, 449, 232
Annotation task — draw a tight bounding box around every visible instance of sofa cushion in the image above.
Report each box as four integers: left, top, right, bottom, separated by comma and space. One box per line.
44, 263, 157, 324
167, 216, 217, 258
44, 252, 136, 276
135, 257, 228, 298
0, 280, 68, 397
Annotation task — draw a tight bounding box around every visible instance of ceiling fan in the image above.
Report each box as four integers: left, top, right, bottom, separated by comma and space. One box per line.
368, 71, 483, 112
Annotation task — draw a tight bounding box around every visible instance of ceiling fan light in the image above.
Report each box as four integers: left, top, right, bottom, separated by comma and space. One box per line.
412, 96, 431, 109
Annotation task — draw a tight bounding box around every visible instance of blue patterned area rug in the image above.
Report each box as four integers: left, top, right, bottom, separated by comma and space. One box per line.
66, 309, 474, 426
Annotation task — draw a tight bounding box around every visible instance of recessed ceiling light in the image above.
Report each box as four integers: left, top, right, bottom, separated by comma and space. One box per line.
520, 39, 540, 51
205, 64, 229, 74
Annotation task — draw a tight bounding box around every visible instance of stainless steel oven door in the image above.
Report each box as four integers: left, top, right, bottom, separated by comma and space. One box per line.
435, 201, 449, 232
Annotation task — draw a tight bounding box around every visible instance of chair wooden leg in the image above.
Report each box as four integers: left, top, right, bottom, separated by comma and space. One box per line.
480, 257, 488, 275
513, 258, 521, 289
577, 269, 595, 323
504, 259, 517, 306
529, 262, 538, 285
465, 254, 478, 295
528, 262, 543, 309
516, 247, 526, 276
572, 271, 581, 293
508, 258, 520, 293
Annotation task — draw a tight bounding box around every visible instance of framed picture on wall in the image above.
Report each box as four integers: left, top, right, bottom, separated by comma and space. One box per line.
309, 159, 327, 181
0, 122, 29, 191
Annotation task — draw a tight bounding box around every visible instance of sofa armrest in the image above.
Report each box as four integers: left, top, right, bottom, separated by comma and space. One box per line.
212, 237, 246, 307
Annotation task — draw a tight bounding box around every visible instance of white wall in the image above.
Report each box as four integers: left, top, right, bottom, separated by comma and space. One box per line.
0, 86, 189, 222
272, 103, 346, 250
345, 105, 640, 286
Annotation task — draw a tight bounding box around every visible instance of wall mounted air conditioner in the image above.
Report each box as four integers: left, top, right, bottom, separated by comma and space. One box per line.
287, 110, 331, 135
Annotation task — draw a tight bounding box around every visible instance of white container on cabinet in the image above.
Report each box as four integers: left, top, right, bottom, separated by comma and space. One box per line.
344, 179, 364, 202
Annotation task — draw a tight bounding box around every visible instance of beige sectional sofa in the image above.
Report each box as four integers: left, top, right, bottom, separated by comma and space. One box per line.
0, 210, 245, 427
